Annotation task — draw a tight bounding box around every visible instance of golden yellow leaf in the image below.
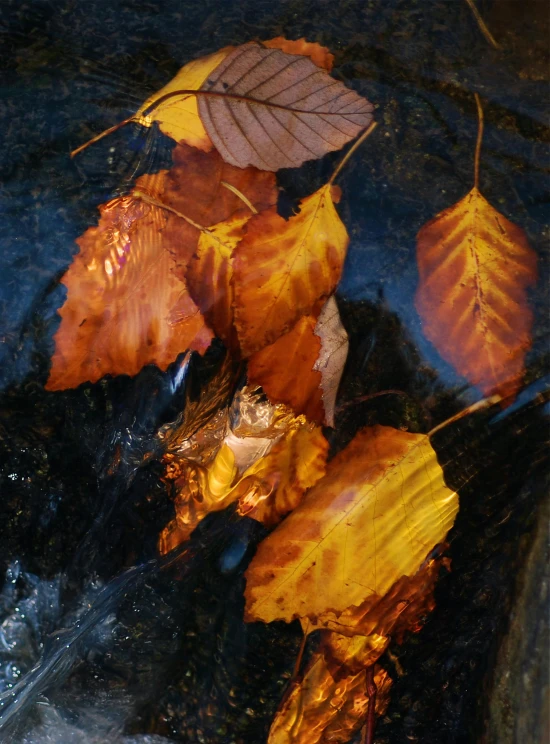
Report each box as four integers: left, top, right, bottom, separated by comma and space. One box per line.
46, 182, 212, 391
233, 184, 349, 356
134, 47, 234, 151
244, 425, 458, 623
268, 636, 390, 744
415, 186, 537, 398
237, 425, 328, 527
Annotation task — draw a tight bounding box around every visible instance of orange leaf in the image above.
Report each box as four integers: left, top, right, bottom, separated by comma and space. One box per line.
247, 296, 348, 425
415, 187, 537, 398
186, 213, 249, 350
47, 184, 212, 391
262, 36, 335, 71
244, 426, 458, 624
267, 644, 390, 744
233, 183, 349, 356
159, 143, 277, 279
248, 314, 324, 424
237, 424, 328, 527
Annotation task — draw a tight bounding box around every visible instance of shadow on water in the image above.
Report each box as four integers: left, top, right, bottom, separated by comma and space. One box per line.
0, 0, 548, 741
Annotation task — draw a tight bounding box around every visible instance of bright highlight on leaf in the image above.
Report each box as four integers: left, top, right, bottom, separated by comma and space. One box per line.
244, 425, 458, 624
46, 187, 212, 391
233, 184, 349, 356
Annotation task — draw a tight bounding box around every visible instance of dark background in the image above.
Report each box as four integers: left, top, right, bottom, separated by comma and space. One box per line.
0, 0, 548, 742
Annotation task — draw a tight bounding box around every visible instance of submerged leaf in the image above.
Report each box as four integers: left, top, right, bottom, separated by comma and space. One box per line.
415, 187, 537, 398
233, 184, 349, 356
244, 425, 458, 623
134, 47, 234, 151
198, 42, 374, 170
47, 186, 212, 391
247, 297, 348, 425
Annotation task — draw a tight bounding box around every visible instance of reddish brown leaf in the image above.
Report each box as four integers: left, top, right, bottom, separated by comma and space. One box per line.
198, 42, 373, 170
47, 183, 212, 391
415, 187, 538, 398
262, 36, 335, 71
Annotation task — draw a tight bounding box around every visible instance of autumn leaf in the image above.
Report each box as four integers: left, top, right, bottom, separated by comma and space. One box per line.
262, 36, 335, 71
46, 184, 212, 391
156, 142, 277, 280
267, 645, 391, 744
233, 184, 349, 356
415, 95, 538, 399
186, 213, 249, 349
135, 47, 234, 151
244, 425, 458, 624
237, 424, 328, 527
247, 297, 348, 425
197, 42, 373, 171
415, 187, 537, 398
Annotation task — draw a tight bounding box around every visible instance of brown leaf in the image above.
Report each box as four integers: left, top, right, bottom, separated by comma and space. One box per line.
244, 426, 458, 624
198, 42, 373, 170
233, 183, 349, 356
46, 183, 212, 391
159, 143, 278, 279
313, 296, 349, 426
262, 36, 335, 71
415, 187, 537, 399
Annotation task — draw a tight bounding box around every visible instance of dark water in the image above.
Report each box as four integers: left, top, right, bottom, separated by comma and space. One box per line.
0, 0, 548, 742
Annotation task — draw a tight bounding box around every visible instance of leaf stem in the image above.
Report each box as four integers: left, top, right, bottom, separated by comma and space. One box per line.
132, 190, 210, 234
361, 665, 378, 744
428, 393, 501, 438
464, 0, 501, 49
473, 92, 484, 191
70, 117, 134, 158
328, 121, 378, 186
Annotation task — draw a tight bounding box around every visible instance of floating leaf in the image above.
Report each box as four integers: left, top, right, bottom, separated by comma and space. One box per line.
198, 42, 373, 170
47, 186, 212, 391
244, 425, 458, 624
415, 186, 537, 398
263, 36, 335, 71
237, 424, 328, 527
134, 47, 234, 151
247, 297, 348, 425
233, 184, 349, 356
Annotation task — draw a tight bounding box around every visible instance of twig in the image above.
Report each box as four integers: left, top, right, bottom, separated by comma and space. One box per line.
336, 389, 410, 413
328, 121, 378, 186
428, 393, 501, 437
133, 190, 210, 233
70, 117, 133, 158
220, 181, 258, 213
473, 93, 484, 190
361, 665, 378, 744
464, 0, 501, 49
